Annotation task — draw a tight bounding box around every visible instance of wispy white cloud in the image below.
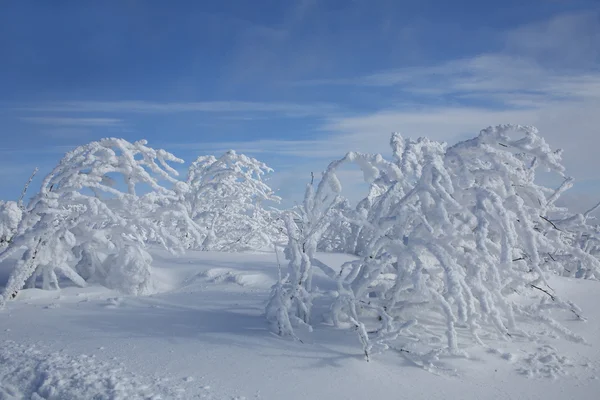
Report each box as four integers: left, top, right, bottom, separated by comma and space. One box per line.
8, 10, 600, 208
505, 10, 600, 69
274, 11, 600, 187
0, 145, 76, 155
178, 99, 596, 166
323, 101, 600, 176
165, 138, 342, 159
294, 11, 600, 107
297, 54, 600, 106
20, 100, 338, 118
183, 98, 600, 207
20, 117, 123, 127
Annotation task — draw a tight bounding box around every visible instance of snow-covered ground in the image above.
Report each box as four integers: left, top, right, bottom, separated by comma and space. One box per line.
1, 249, 600, 399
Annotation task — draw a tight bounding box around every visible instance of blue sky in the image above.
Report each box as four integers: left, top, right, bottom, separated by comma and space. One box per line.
1, 0, 600, 209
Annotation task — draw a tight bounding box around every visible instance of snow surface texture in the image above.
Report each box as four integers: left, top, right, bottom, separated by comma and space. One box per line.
1, 249, 600, 399
0, 341, 181, 400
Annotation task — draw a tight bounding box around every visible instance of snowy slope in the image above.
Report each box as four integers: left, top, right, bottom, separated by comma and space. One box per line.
1, 249, 600, 399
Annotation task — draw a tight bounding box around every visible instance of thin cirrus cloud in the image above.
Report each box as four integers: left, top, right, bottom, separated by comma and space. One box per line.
312, 71, 600, 183
297, 54, 600, 105
3, 9, 599, 206
160, 54, 600, 185
19, 100, 339, 118
165, 138, 344, 159
278, 11, 600, 186
504, 10, 600, 69
176, 51, 600, 183
19, 117, 124, 127
294, 11, 600, 108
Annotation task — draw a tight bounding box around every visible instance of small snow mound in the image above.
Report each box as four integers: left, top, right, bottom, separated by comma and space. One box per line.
104, 297, 123, 309
516, 345, 574, 379
198, 268, 274, 288
203, 268, 232, 280
0, 341, 181, 399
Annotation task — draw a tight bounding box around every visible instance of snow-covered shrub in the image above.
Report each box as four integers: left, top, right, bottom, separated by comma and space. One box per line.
0, 138, 201, 304
269, 125, 591, 361
184, 150, 283, 252
266, 161, 347, 337
0, 201, 22, 249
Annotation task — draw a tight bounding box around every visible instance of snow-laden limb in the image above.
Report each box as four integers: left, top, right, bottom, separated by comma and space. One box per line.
185, 150, 283, 252
272, 125, 592, 362
0, 138, 203, 305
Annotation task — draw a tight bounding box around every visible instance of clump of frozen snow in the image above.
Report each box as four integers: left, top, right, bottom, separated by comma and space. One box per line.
517, 345, 574, 378
200, 268, 274, 288
0, 201, 22, 249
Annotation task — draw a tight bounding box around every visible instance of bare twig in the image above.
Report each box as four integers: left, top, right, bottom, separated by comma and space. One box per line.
530, 284, 555, 301
539, 215, 562, 232
583, 199, 600, 221
530, 284, 583, 320
18, 167, 38, 209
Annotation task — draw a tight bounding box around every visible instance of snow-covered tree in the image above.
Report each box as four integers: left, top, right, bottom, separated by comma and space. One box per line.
0, 138, 201, 305
269, 125, 590, 362
184, 150, 283, 252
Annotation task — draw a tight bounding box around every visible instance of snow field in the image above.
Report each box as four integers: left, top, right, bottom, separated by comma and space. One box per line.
2, 250, 600, 399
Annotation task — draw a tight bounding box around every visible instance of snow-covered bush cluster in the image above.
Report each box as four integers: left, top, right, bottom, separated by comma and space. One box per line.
268, 125, 599, 360
1, 124, 599, 364
0, 139, 280, 304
